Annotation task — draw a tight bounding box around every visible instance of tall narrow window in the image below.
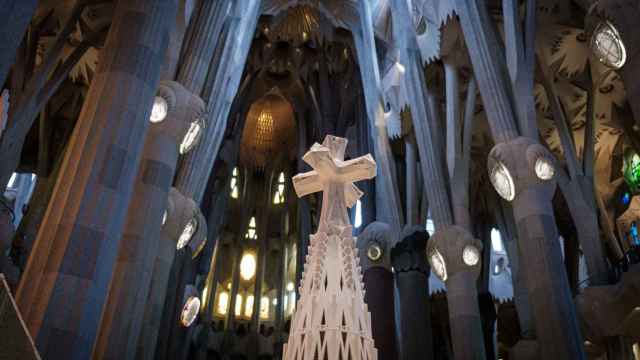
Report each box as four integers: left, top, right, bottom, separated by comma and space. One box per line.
245, 217, 257, 240
426, 218, 435, 236
244, 295, 254, 318
273, 172, 286, 204
217, 291, 229, 315
260, 296, 270, 319
230, 167, 239, 199
491, 228, 504, 252
235, 294, 243, 317
354, 200, 362, 228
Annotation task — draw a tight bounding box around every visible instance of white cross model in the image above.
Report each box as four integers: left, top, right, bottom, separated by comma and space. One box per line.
284, 135, 378, 360
292, 135, 376, 233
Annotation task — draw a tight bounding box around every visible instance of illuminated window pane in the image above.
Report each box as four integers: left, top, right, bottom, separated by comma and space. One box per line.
623, 151, 640, 193
235, 294, 243, 317
230, 167, 239, 199
287, 292, 296, 315
426, 218, 435, 236
354, 200, 362, 228
260, 296, 269, 319
240, 252, 257, 281
217, 291, 229, 315
245, 295, 254, 318
273, 172, 286, 205
491, 228, 504, 252
245, 217, 257, 240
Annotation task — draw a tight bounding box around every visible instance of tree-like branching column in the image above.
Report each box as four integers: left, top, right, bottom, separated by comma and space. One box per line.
284, 135, 378, 360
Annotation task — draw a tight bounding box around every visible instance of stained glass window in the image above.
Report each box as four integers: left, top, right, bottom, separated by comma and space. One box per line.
623, 151, 640, 193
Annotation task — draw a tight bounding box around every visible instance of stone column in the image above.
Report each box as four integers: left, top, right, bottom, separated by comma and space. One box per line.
488, 138, 585, 359
427, 225, 485, 360
357, 222, 398, 360
390, 226, 434, 360
455, 1, 585, 358
405, 138, 418, 226
176, 0, 231, 95
93, 81, 204, 360
135, 187, 202, 360
174, 0, 261, 203
15, 0, 177, 358
0, 0, 38, 87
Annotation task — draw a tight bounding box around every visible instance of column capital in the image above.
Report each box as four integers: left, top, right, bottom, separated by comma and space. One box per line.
427, 225, 483, 281
356, 222, 394, 271
488, 136, 557, 203
391, 225, 430, 274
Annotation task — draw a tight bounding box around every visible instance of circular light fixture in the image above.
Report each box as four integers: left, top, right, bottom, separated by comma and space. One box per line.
429, 249, 447, 282
367, 244, 383, 261
150, 96, 168, 123
179, 118, 204, 155
180, 296, 201, 327
462, 245, 480, 266
161, 210, 168, 226
591, 21, 627, 69
239, 252, 257, 281
177, 218, 198, 250
535, 157, 555, 180
489, 160, 515, 201
286, 282, 295, 292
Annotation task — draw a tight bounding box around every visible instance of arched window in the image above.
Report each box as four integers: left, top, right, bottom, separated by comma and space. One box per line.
260, 296, 270, 319
235, 294, 243, 317
230, 167, 239, 199
217, 291, 229, 315
245, 217, 257, 240
244, 295, 254, 318
273, 172, 286, 204
426, 218, 435, 236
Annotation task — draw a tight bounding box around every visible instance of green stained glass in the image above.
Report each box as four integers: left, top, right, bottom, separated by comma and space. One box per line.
623, 150, 640, 193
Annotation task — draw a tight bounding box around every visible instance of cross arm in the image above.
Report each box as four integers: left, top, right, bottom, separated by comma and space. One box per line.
292, 170, 323, 198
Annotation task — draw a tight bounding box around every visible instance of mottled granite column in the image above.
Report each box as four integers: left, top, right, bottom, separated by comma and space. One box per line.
357, 222, 398, 360
0, 0, 38, 87
391, 226, 434, 360
93, 81, 204, 360
15, 0, 177, 358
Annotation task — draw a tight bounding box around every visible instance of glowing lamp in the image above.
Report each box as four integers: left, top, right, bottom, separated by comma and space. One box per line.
429, 249, 447, 282
179, 118, 204, 155
367, 244, 383, 261
180, 296, 201, 327
177, 217, 197, 250
591, 21, 627, 69
150, 96, 168, 123
489, 161, 515, 201
462, 245, 480, 266
534, 157, 555, 180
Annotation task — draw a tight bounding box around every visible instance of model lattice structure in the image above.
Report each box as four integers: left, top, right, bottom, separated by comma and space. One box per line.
283, 135, 378, 360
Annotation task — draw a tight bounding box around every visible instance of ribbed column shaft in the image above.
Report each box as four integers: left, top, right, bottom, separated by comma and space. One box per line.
447, 271, 487, 360
176, 0, 229, 95
174, 1, 261, 203
15, 0, 177, 358
0, 0, 38, 87
455, 0, 520, 143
